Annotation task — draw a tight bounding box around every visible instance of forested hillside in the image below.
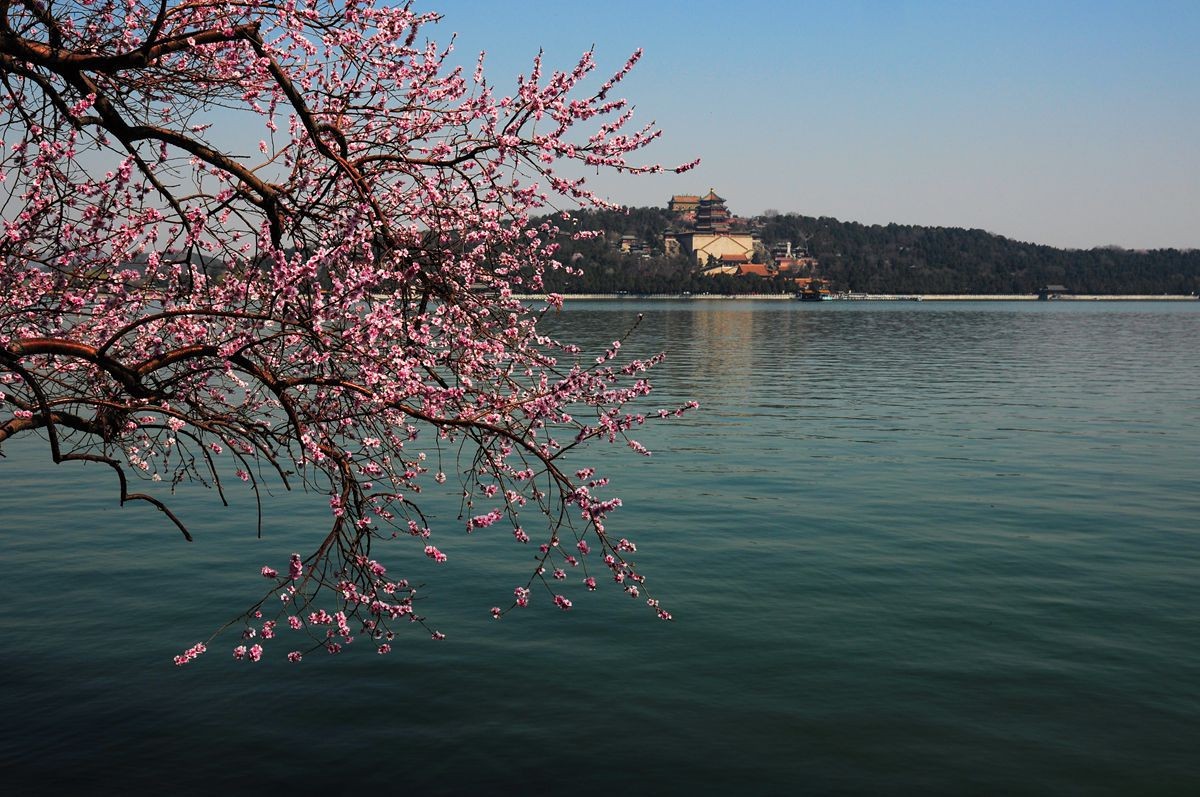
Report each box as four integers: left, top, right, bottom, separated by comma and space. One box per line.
541, 208, 1200, 295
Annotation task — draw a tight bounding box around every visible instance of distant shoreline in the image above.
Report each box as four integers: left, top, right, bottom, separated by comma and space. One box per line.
516, 293, 1199, 302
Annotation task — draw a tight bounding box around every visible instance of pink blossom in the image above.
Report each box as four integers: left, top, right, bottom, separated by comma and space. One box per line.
0, 0, 691, 663
469, 508, 503, 530
173, 642, 207, 666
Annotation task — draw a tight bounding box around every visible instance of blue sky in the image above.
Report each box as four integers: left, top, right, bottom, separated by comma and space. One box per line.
427, 0, 1199, 249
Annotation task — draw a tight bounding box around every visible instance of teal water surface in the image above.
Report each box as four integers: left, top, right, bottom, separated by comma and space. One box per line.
1, 301, 1198, 794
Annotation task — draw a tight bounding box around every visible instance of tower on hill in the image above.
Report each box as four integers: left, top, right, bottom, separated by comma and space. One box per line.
664, 189, 758, 267
693, 189, 732, 233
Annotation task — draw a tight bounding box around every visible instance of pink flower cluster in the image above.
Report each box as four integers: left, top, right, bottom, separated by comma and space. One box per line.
2, 0, 692, 661
173, 642, 207, 666
233, 644, 264, 662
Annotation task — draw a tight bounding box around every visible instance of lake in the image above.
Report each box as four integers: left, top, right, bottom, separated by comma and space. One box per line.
2, 300, 1198, 794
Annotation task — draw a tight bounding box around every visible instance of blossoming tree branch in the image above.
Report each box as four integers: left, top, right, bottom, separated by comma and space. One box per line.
0, 0, 697, 663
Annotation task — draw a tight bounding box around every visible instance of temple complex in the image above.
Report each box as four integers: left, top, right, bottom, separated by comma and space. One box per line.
664, 189, 759, 266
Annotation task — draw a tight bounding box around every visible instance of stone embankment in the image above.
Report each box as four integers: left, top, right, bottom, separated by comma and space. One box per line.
921, 294, 1197, 301
515, 293, 794, 300
515, 294, 1198, 302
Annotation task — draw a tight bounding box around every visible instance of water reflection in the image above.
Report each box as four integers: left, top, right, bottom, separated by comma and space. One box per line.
2, 301, 1199, 793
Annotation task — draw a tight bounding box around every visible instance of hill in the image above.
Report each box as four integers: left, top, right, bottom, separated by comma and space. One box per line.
540, 208, 1200, 295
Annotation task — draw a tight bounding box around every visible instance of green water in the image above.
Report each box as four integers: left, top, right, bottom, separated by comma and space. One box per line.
2, 301, 1198, 794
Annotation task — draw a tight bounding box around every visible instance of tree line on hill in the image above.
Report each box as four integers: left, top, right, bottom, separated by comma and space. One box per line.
539, 207, 1200, 295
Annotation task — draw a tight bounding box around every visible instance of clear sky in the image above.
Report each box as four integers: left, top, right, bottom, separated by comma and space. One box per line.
427, 0, 1200, 250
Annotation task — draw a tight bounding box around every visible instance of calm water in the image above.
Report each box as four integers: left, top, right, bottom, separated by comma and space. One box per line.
2, 301, 1198, 794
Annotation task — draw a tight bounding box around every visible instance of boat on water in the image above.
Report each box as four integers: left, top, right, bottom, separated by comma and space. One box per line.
796, 283, 834, 301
